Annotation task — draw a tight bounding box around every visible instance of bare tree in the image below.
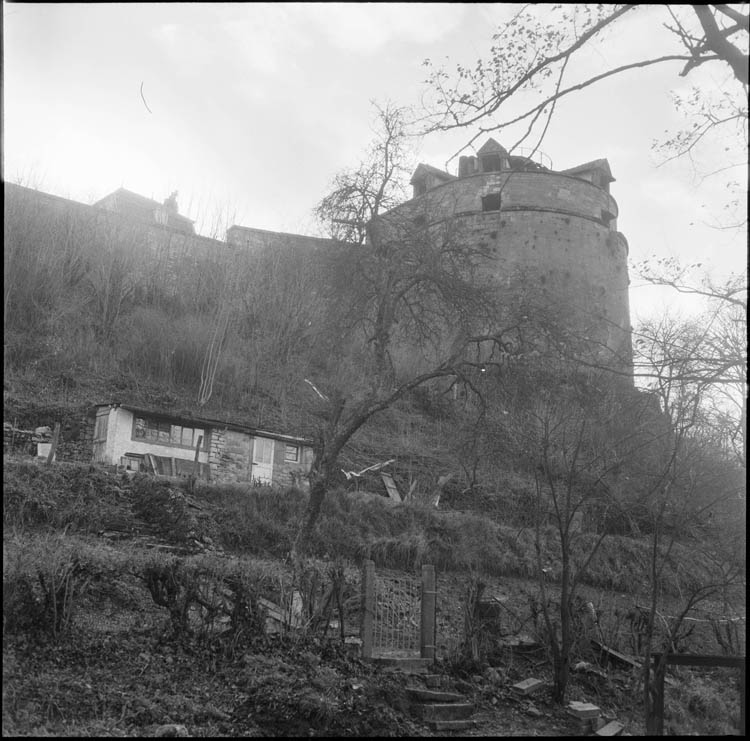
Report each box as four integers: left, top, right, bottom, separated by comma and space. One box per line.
421, 5, 748, 161
634, 264, 747, 465
316, 101, 414, 245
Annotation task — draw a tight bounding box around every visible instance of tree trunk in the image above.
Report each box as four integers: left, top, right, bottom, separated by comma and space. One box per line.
296, 460, 336, 555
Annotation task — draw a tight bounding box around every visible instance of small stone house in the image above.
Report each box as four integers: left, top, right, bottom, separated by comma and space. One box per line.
91, 403, 313, 488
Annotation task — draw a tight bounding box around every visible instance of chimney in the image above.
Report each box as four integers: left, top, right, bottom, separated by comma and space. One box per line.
164, 191, 179, 214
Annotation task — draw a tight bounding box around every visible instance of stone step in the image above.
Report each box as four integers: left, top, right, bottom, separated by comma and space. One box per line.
423, 674, 444, 689
428, 719, 476, 732
418, 702, 474, 722
406, 687, 465, 703
373, 656, 433, 673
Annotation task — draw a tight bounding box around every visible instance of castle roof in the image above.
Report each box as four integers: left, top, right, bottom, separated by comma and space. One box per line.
561, 158, 615, 183
477, 137, 509, 156
409, 163, 456, 185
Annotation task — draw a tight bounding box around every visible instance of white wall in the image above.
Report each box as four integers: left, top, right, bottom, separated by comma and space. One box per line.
106, 408, 210, 466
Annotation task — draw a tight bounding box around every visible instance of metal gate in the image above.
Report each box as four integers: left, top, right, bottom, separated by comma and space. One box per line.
360, 560, 436, 660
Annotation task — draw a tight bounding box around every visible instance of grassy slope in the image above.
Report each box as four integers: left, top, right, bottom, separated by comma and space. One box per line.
3, 458, 745, 736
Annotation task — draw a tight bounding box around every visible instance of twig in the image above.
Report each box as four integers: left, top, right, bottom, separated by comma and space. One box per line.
140, 82, 153, 114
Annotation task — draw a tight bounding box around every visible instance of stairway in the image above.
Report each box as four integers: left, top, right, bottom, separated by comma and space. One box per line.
373, 658, 476, 732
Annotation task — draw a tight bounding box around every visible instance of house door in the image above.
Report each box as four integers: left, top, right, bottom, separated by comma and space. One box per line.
252, 436, 275, 484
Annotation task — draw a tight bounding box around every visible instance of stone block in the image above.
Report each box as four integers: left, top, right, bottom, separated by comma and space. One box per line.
428, 719, 475, 731
595, 721, 624, 736
511, 678, 545, 695
567, 701, 600, 719
419, 702, 474, 722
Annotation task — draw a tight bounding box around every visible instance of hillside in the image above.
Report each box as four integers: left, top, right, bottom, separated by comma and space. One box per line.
3, 458, 745, 736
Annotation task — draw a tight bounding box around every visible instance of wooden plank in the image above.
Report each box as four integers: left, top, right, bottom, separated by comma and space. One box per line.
146, 454, 158, 474
381, 473, 401, 502
592, 639, 641, 669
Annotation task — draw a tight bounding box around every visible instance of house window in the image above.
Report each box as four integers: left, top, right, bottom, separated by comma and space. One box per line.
482, 193, 502, 212
284, 444, 299, 462
133, 416, 206, 449
121, 454, 143, 472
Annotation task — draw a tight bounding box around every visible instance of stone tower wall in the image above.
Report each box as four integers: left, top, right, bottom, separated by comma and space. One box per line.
380, 169, 632, 371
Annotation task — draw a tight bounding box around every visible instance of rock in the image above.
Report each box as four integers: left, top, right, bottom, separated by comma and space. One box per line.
154, 724, 189, 737
511, 678, 545, 695
484, 667, 503, 685
525, 703, 543, 717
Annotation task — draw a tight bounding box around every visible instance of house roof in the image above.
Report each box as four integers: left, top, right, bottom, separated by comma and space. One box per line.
94, 188, 196, 233
92, 403, 312, 445
409, 163, 457, 185
477, 137, 509, 156
561, 158, 615, 182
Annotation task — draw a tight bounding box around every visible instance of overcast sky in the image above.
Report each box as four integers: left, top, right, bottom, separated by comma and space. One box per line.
3, 3, 747, 322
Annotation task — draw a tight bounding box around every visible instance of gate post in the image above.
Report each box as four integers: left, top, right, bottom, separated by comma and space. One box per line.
361, 559, 375, 659
420, 564, 436, 660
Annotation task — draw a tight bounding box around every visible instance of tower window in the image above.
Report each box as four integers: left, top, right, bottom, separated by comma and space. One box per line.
482, 193, 502, 212
481, 154, 504, 172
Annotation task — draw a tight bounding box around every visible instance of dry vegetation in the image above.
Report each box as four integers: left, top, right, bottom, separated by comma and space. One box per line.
2, 457, 745, 736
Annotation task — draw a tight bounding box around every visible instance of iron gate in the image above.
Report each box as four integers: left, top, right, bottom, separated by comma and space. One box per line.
360, 560, 436, 659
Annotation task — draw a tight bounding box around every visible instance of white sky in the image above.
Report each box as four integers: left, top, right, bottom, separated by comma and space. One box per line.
3, 3, 747, 323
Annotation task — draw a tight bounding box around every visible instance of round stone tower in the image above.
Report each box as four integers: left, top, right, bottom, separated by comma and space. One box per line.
388, 138, 633, 375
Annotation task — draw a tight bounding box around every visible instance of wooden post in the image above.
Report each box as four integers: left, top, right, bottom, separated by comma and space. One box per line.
648, 654, 666, 736
194, 435, 203, 477
361, 560, 375, 660
741, 659, 745, 735
46, 422, 61, 465
421, 564, 436, 661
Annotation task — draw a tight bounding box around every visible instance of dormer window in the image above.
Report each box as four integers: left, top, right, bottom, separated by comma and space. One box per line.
481, 154, 504, 173
414, 181, 427, 197
476, 138, 510, 173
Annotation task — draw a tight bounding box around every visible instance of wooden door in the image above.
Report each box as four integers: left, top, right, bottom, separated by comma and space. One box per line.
252, 436, 275, 484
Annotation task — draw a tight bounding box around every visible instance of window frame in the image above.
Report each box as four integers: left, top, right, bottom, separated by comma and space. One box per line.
132, 415, 207, 450
284, 444, 300, 463
481, 193, 502, 212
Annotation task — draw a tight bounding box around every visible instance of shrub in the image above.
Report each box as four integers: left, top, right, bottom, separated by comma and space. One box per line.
136, 551, 282, 648
3, 534, 94, 639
